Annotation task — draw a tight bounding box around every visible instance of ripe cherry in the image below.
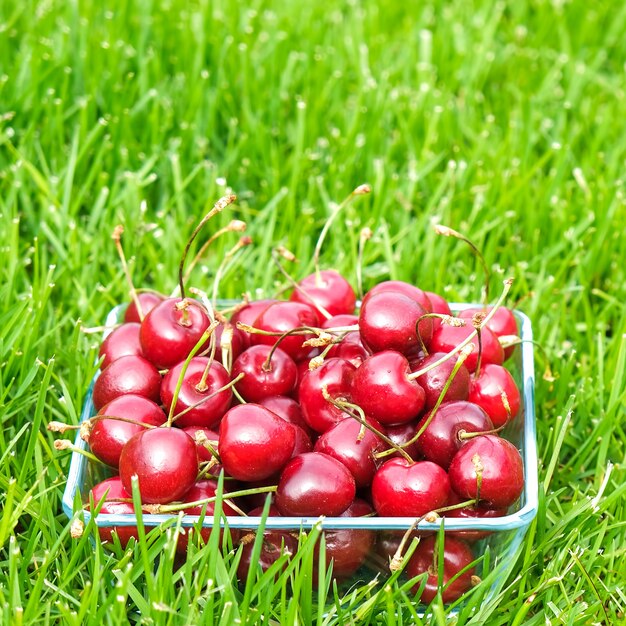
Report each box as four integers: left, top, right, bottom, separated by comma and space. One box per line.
139, 297, 211, 370
411, 351, 471, 410
371, 458, 450, 517
448, 435, 524, 508
468, 363, 520, 427
92, 355, 161, 411
275, 452, 356, 517
290, 269, 357, 318
124, 292, 165, 323
218, 404, 296, 482
257, 395, 313, 436
99, 323, 143, 370
89, 476, 138, 547
363, 280, 433, 313
119, 427, 199, 504
406, 536, 475, 604
460, 306, 517, 359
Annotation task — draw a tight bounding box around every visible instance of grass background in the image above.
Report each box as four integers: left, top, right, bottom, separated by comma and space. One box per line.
1, 0, 625, 623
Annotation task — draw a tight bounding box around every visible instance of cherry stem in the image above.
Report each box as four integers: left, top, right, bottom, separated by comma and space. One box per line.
53, 439, 108, 466
473, 316, 484, 378
178, 194, 237, 301
270, 248, 333, 320
144, 485, 277, 514
183, 219, 247, 283
312, 183, 371, 282
171, 372, 245, 424
112, 225, 144, 321
195, 320, 222, 391
321, 388, 414, 463
457, 425, 506, 441
377, 345, 473, 460
407, 278, 513, 381
357, 227, 373, 301
166, 325, 217, 427
211, 236, 253, 308
435, 224, 491, 306
472, 453, 484, 502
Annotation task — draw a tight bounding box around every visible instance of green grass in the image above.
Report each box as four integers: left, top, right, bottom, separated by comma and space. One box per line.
1, 0, 626, 623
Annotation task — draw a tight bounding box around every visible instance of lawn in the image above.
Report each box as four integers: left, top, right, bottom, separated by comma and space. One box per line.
1, 0, 625, 623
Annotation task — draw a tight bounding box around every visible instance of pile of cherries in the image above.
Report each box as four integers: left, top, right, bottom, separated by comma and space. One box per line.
55, 197, 527, 604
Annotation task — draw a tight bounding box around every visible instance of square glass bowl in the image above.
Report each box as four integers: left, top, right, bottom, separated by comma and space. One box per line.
62, 302, 537, 600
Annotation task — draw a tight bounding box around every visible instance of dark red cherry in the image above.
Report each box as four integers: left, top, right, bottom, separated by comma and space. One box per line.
230, 298, 277, 328
257, 396, 313, 436
119, 427, 199, 504
351, 351, 425, 425
363, 280, 433, 313
321, 314, 368, 365
139, 297, 211, 370
411, 351, 471, 410
291, 425, 313, 456
298, 358, 356, 433
459, 306, 517, 359
275, 452, 356, 517
430, 323, 504, 373
124, 292, 165, 323
313, 417, 385, 488
290, 270, 357, 318
99, 323, 143, 370
415, 401, 494, 470
232, 345, 298, 402
359, 291, 433, 356
251, 301, 321, 361
371, 458, 450, 517
315, 499, 375, 580
181, 426, 222, 469
385, 421, 422, 461
89, 394, 167, 468
218, 404, 296, 482
445, 491, 508, 542
89, 476, 138, 547
468, 363, 521, 427
448, 435, 524, 508
406, 536, 475, 604
92, 354, 161, 411
213, 321, 248, 364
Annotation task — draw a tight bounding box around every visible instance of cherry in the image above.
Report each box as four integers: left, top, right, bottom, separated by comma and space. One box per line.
445, 491, 507, 542
160, 357, 232, 429
359, 291, 433, 357
415, 401, 494, 470
430, 323, 504, 373
99, 323, 143, 370
321, 314, 368, 366
92, 354, 161, 411
119, 427, 199, 504
460, 306, 517, 359
315, 498, 375, 580
371, 458, 450, 517
124, 292, 165, 323
424, 291, 452, 336
448, 434, 524, 508
411, 351, 471, 410
89, 476, 138, 547
290, 269, 357, 318
313, 416, 385, 488
351, 351, 425, 425
182, 426, 221, 467
468, 363, 520, 427
139, 297, 211, 370
218, 404, 296, 482
213, 321, 248, 365
291, 425, 313, 455
232, 345, 298, 402
385, 421, 422, 461
363, 280, 433, 313
298, 358, 356, 433
257, 395, 313, 436
88, 394, 167, 468
275, 452, 356, 517
250, 301, 321, 361
230, 298, 277, 329
406, 536, 475, 604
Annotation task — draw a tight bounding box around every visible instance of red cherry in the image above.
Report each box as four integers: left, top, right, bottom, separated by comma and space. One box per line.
385, 421, 422, 461
99, 323, 143, 370
250, 301, 321, 361
430, 323, 504, 373
290, 270, 357, 318
313, 417, 385, 488
424, 291, 452, 334
92, 354, 161, 411
468, 363, 521, 427
89, 476, 139, 547
371, 458, 450, 517
230, 298, 277, 328
445, 491, 507, 542
181, 426, 221, 466
232, 345, 298, 402
406, 536, 475, 604
359, 291, 433, 356
321, 314, 368, 366
298, 358, 356, 433
351, 351, 425, 425
218, 404, 296, 482
415, 401, 493, 470
363, 280, 433, 313
124, 292, 165, 323
119, 427, 199, 504
213, 322, 248, 364
459, 306, 517, 359
275, 452, 356, 517
411, 351, 471, 409
160, 357, 232, 429
257, 395, 313, 436
448, 435, 524, 508
89, 394, 167, 468
139, 297, 211, 369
